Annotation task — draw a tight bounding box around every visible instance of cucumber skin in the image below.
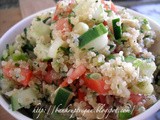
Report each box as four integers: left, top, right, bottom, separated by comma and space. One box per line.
53, 87, 74, 109
112, 18, 122, 40
11, 94, 22, 111
11, 88, 38, 111
78, 23, 108, 49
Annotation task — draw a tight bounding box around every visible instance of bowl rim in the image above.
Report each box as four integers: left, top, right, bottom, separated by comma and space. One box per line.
0, 6, 160, 120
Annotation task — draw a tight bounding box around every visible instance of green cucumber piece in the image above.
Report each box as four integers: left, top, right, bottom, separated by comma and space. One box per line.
131, 81, 154, 95
78, 23, 108, 49
112, 18, 122, 40
53, 87, 74, 109
11, 94, 23, 111
118, 111, 132, 120
1, 50, 8, 60
11, 88, 38, 111
12, 53, 28, 61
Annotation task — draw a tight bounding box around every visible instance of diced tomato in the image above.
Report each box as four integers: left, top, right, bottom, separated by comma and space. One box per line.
97, 95, 106, 104
60, 65, 86, 87
129, 93, 143, 104
55, 18, 72, 32
33, 70, 43, 79
53, 0, 75, 21
77, 89, 86, 101
20, 68, 32, 86
82, 74, 110, 95
2, 66, 32, 87
2, 67, 12, 78
103, 21, 108, 26
43, 63, 62, 85
101, 0, 117, 13
44, 70, 53, 84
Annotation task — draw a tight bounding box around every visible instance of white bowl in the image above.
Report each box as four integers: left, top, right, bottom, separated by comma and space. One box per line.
0, 7, 160, 120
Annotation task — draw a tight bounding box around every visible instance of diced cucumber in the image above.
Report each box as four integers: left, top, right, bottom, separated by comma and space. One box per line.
11, 94, 22, 111
82, 33, 108, 51
78, 23, 108, 50
133, 59, 156, 78
48, 38, 64, 58
118, 111, 132, 120
131, 81, 154, 95
2, 50, 8, 60
112, 18, 122, 40
12, 53, 28, 61
53, 87, 74, 109
32, 21, 50, 37
11, 88, 38, 111
8, 45, 15, 55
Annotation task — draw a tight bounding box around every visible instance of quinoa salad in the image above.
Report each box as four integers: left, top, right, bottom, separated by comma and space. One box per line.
0, 0, 160, 120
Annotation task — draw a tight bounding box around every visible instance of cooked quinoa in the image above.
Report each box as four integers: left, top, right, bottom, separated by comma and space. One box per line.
0, 0, 159, 120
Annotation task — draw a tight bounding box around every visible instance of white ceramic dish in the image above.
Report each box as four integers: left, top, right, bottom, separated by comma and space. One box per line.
0, 7, 160, 120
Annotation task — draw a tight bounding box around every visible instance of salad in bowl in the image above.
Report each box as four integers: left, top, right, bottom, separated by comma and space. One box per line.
0, 0, 160, 120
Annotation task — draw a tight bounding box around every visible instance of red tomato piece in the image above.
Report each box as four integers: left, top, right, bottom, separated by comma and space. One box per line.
2, 66, 32, 87
101, 0, 117, 13
55, 18, 72, 32
103, 21, 108, 26
77, 89, 86, 101
60, 65, 86, 87
129, 93, 143, 104
97, 95, 106, 104
82, 74, 110, 95
20, 68, 32, 86
2, 67, 12, 78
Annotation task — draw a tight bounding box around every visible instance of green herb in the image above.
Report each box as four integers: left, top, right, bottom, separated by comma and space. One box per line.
6, 44, 9, 49
86, 74, 91, 79
143, 19, 148, 24
0, 70, 3, 80
50, 32, 53, 39
94, 51, 99, 55
68, 18, 74, 27
36, 17, 41, 21
43, 57, 52, 62
68, 11, 76, 18
89, 73, 102, 80
43, 17, 51, 23
108, 44, 115, 51
125, 55, 136, 63
106, 54, 115, 60
15, 63, 20, 67
60, 47, 70, 55
21, 40, 34, 53
144, 35, 151, 39
24, 28, 27, 37
88, 47, 95, 51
